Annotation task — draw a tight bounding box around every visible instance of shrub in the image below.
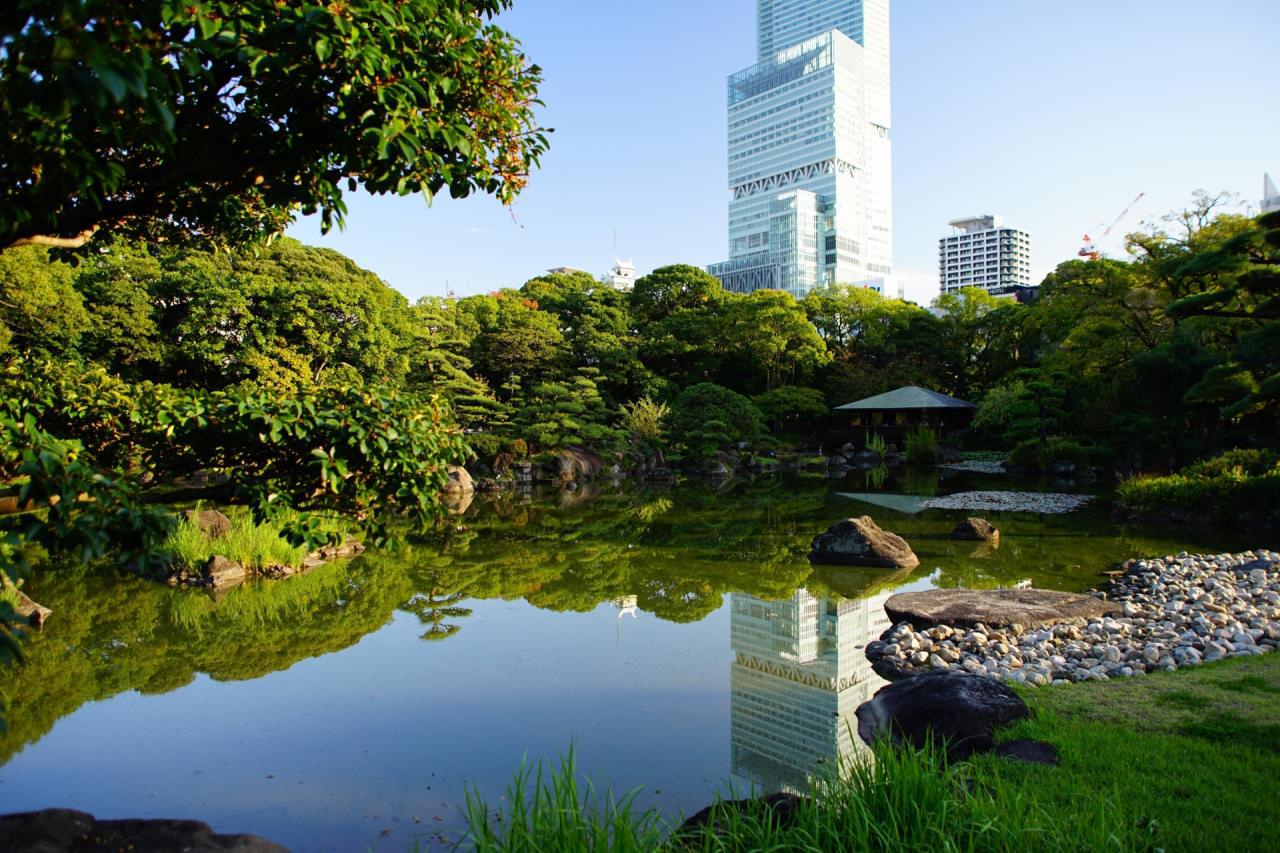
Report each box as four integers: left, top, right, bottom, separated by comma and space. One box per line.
620, 397, 668, 447
904, 427, 938, 465
866, 432, 887, 458
464, 431, 505, 462
1117, 448, 1280, 524
1185, 448, 1278, 479
1009, 436, 1107, 471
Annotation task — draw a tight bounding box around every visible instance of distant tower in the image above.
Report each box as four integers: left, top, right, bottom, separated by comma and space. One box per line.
600, 258, 637, 291
939, 215, 1032, 299
708, 0, 893, 298
1263, 173, 1280, 217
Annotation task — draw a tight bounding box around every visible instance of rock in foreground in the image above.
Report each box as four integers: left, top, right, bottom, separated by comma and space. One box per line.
809, 515, 919, 568
885, 587, 1119, 630
855, 669, 1028, 760
0, 808, 286, 852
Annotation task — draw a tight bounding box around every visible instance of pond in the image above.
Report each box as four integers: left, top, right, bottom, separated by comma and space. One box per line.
0, 469, 1250, 850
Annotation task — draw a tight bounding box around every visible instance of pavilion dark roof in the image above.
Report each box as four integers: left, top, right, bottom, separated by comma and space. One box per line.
833, 385, 976, 412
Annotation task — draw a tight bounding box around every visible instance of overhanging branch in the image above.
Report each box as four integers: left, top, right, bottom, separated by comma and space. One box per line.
4, 226, 101, 252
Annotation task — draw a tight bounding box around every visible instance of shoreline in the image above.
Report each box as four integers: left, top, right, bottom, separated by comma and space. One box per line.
868, 548, 1280, 685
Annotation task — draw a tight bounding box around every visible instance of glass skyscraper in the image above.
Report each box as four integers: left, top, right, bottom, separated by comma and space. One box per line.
709, 0, 893, 298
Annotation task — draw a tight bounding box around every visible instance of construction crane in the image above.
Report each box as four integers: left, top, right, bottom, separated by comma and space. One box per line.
1079, 191, 1145, 260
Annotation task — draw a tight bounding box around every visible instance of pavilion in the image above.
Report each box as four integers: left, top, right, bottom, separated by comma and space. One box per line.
834, 385, 976, 448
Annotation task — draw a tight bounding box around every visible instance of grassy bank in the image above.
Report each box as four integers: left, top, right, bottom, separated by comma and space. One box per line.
461, 655, 1280, 851
1117, 449, 1280, 528
986, 654, 1280, 852
163, 507, 351, 573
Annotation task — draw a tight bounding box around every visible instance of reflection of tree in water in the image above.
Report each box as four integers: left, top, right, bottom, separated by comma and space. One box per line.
403, 589, 472, 641
5, 475, 1207, 769
629, 496, 672, 523
1, 555, 412, 764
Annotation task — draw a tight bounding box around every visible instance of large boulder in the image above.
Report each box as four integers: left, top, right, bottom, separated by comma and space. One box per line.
951, 517, 999, 543
183, 509, 231, 539
809, 516, 919, 568
884, 587, 1119, 630
855, 669, 1029, 760
0, 808, 287, 852
556, 446, 604, 481
442, 465, 474, 495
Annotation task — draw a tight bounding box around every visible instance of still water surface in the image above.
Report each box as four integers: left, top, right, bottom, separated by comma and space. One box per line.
0, 471, 1246, 849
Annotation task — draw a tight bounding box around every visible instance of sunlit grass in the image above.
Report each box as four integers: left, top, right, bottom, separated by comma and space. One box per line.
461, 739, 1144, 852
163, 508, 307, 572
160, 506, 352, 573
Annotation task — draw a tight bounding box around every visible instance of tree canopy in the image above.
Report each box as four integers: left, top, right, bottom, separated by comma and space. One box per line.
0, 1, 548, 251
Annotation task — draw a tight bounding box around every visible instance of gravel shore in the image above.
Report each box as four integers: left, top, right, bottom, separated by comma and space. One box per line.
867, 550, 1280, 685
920, 491, 1092, 514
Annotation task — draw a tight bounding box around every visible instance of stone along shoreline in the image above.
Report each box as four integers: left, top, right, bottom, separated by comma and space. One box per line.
867, 550, 1280, 685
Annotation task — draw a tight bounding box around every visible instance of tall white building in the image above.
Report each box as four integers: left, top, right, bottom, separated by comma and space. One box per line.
708, 1, 893, 298
1262, 173, 1280, 217
938, 215, 1032, 298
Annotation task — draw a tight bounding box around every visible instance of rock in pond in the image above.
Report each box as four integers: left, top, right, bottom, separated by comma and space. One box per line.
884, 587, 1119, 630
951, 516, 999, 544
855, 669, 1029, 760
3, 579, 52, 628
183, 508, 231, 539
809, 515, 919, 568
0, 808, 287, 853
203, 555, 247, 590
556, 446, 605, 481
442, 465, 474, 495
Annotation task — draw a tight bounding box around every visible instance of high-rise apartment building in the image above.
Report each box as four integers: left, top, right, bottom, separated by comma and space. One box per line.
708, 1, 893, 299
938, 215, 1032, 298
1262, 173, 1280, 217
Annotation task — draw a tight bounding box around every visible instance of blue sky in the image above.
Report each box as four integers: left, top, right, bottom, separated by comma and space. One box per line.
289, 0, 1280, 304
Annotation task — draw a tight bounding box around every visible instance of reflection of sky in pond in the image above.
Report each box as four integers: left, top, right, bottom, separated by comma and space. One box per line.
0, 475, 1251, 850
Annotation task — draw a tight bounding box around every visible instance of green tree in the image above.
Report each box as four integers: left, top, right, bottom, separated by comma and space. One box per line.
519, 271, 653, 403
70, 238, 415, 391
630, 264, 725, 323
667, 382, 763, 461
513, 367, 620, 449
1, 1, 547, 251
405, 297, 507, 430
752, 385, 828, 435
620, 397, 669, 449
932, 286, 1013, 397
458, 291, 567, 390
0, 246, 89, 353
721, 290, 829, 392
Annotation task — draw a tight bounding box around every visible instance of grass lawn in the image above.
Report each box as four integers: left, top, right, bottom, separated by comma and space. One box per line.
982, 653, 1280, 852
463, 655, 1280, 851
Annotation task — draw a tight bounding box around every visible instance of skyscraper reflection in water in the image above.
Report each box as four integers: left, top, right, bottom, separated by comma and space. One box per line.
728, 587, 893, 793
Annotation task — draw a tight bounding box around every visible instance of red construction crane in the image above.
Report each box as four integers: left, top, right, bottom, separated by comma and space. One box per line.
1079, 191, 1145, 260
